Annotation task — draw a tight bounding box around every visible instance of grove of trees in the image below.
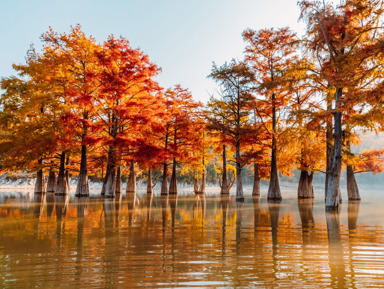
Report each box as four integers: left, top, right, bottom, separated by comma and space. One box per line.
2, 0, 384, 209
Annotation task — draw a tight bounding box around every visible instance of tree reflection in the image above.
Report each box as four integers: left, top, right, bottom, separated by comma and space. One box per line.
298, 199, 315, 245
169, 194, 177, 229
236, 201, 243, 255
193, 194, 206, 222
268, 200, 281, 281
161, 195, 168, 230
32, 193, 46, 219
146, 192, 153, 221
326, 210, 346, 288
220, 195, 230, 255
75, 197, 88, 282
348, 200, 360, 289
46, 193, 55, 217
127, 192, 136, 227
55, 194, 69, 247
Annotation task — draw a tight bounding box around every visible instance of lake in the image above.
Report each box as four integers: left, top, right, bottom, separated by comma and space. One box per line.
1, 188, 384, 288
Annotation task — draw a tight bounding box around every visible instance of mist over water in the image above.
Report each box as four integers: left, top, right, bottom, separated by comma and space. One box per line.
1, 188, 384, 288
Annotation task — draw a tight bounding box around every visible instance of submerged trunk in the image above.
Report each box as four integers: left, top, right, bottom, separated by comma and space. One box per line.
326, 88, 343, 209
126, 162, 136, 194
169, 159, 177, 195
34, 159, 46, 194
268, 93, 281, 200
104, 146, 116, 198
56, 152, 68, 196
115, 166, 122, 194
298, 171, 314, 198
76, 144, 89, 197
161, 162, 168, 195
347, 165, 360, 200
252, 163, 261, 196
147, 168, 153, 194
220, 145, 230, 195
235, 139, 244, 202
46, 167, 56, 193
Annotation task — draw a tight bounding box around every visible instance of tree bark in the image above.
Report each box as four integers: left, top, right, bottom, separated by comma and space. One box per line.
325, 90, 333, 201
252, 163, 261, 196
268, 93, 282, 200
235, 139, 244, 202
326, 87, 343, 209
104, 146, 116, 198
147, 168, 153, 194
298, 171, 314, 198
126, 162, 136, 194
46, 167, 56, 193
34, 159, 46, 194
115, 166, 122, 194
75, 144, 89, 197
56, 152, 68, 196
347, 165, 360, 200
220, 145, 230, 195
169, 158, 177, 195
161, 162, 168, 195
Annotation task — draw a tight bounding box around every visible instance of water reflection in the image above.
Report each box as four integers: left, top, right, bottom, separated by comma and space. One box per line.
268, 200, 281, 282
326, 210, 346, 288
1, 193, 384, 288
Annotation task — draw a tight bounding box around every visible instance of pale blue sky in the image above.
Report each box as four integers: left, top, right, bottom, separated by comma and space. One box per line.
0, 0, 305, 103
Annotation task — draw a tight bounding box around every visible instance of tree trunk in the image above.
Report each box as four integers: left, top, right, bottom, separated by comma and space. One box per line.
46, 167, 56, 193
147, 168, 153, 194
56, 152, 68, 196
161, 162, 168, 195
126, 162, 136, 194
325, 93, 333, 201
268, 145, 281, 200
104, 146, 116, 198
252, 163, 261, 196
298, 171, 314, 198
66, 155, 70, 191
235, 139, 244, 202
326, 87, 343, 209
34, 159, 46, 194
347, 165, 360, 200
169, 158, 177, 195
75, 144, 89, 197
268, 93, 281, 200
221, 145, 230, 195
115, 166, 122, 194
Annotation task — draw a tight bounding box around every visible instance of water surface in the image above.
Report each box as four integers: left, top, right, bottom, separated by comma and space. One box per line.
1, 189, 384, 288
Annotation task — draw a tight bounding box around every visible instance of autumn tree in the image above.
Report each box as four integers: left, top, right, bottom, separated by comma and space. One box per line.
299, 0, 384, 208
94, 35, 161, 198
243, 27, 298, 201
160, 85, 203, 195
208, 60, 256, 202
40, 25, 101, 197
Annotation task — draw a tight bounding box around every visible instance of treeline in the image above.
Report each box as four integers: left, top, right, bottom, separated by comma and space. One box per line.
1, 1, 384, 209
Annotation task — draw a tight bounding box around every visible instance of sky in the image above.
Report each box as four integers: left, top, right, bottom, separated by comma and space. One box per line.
0, 0, 306, 103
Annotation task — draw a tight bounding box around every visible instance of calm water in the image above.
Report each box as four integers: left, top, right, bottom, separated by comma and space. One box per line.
1, 189, 384, 288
